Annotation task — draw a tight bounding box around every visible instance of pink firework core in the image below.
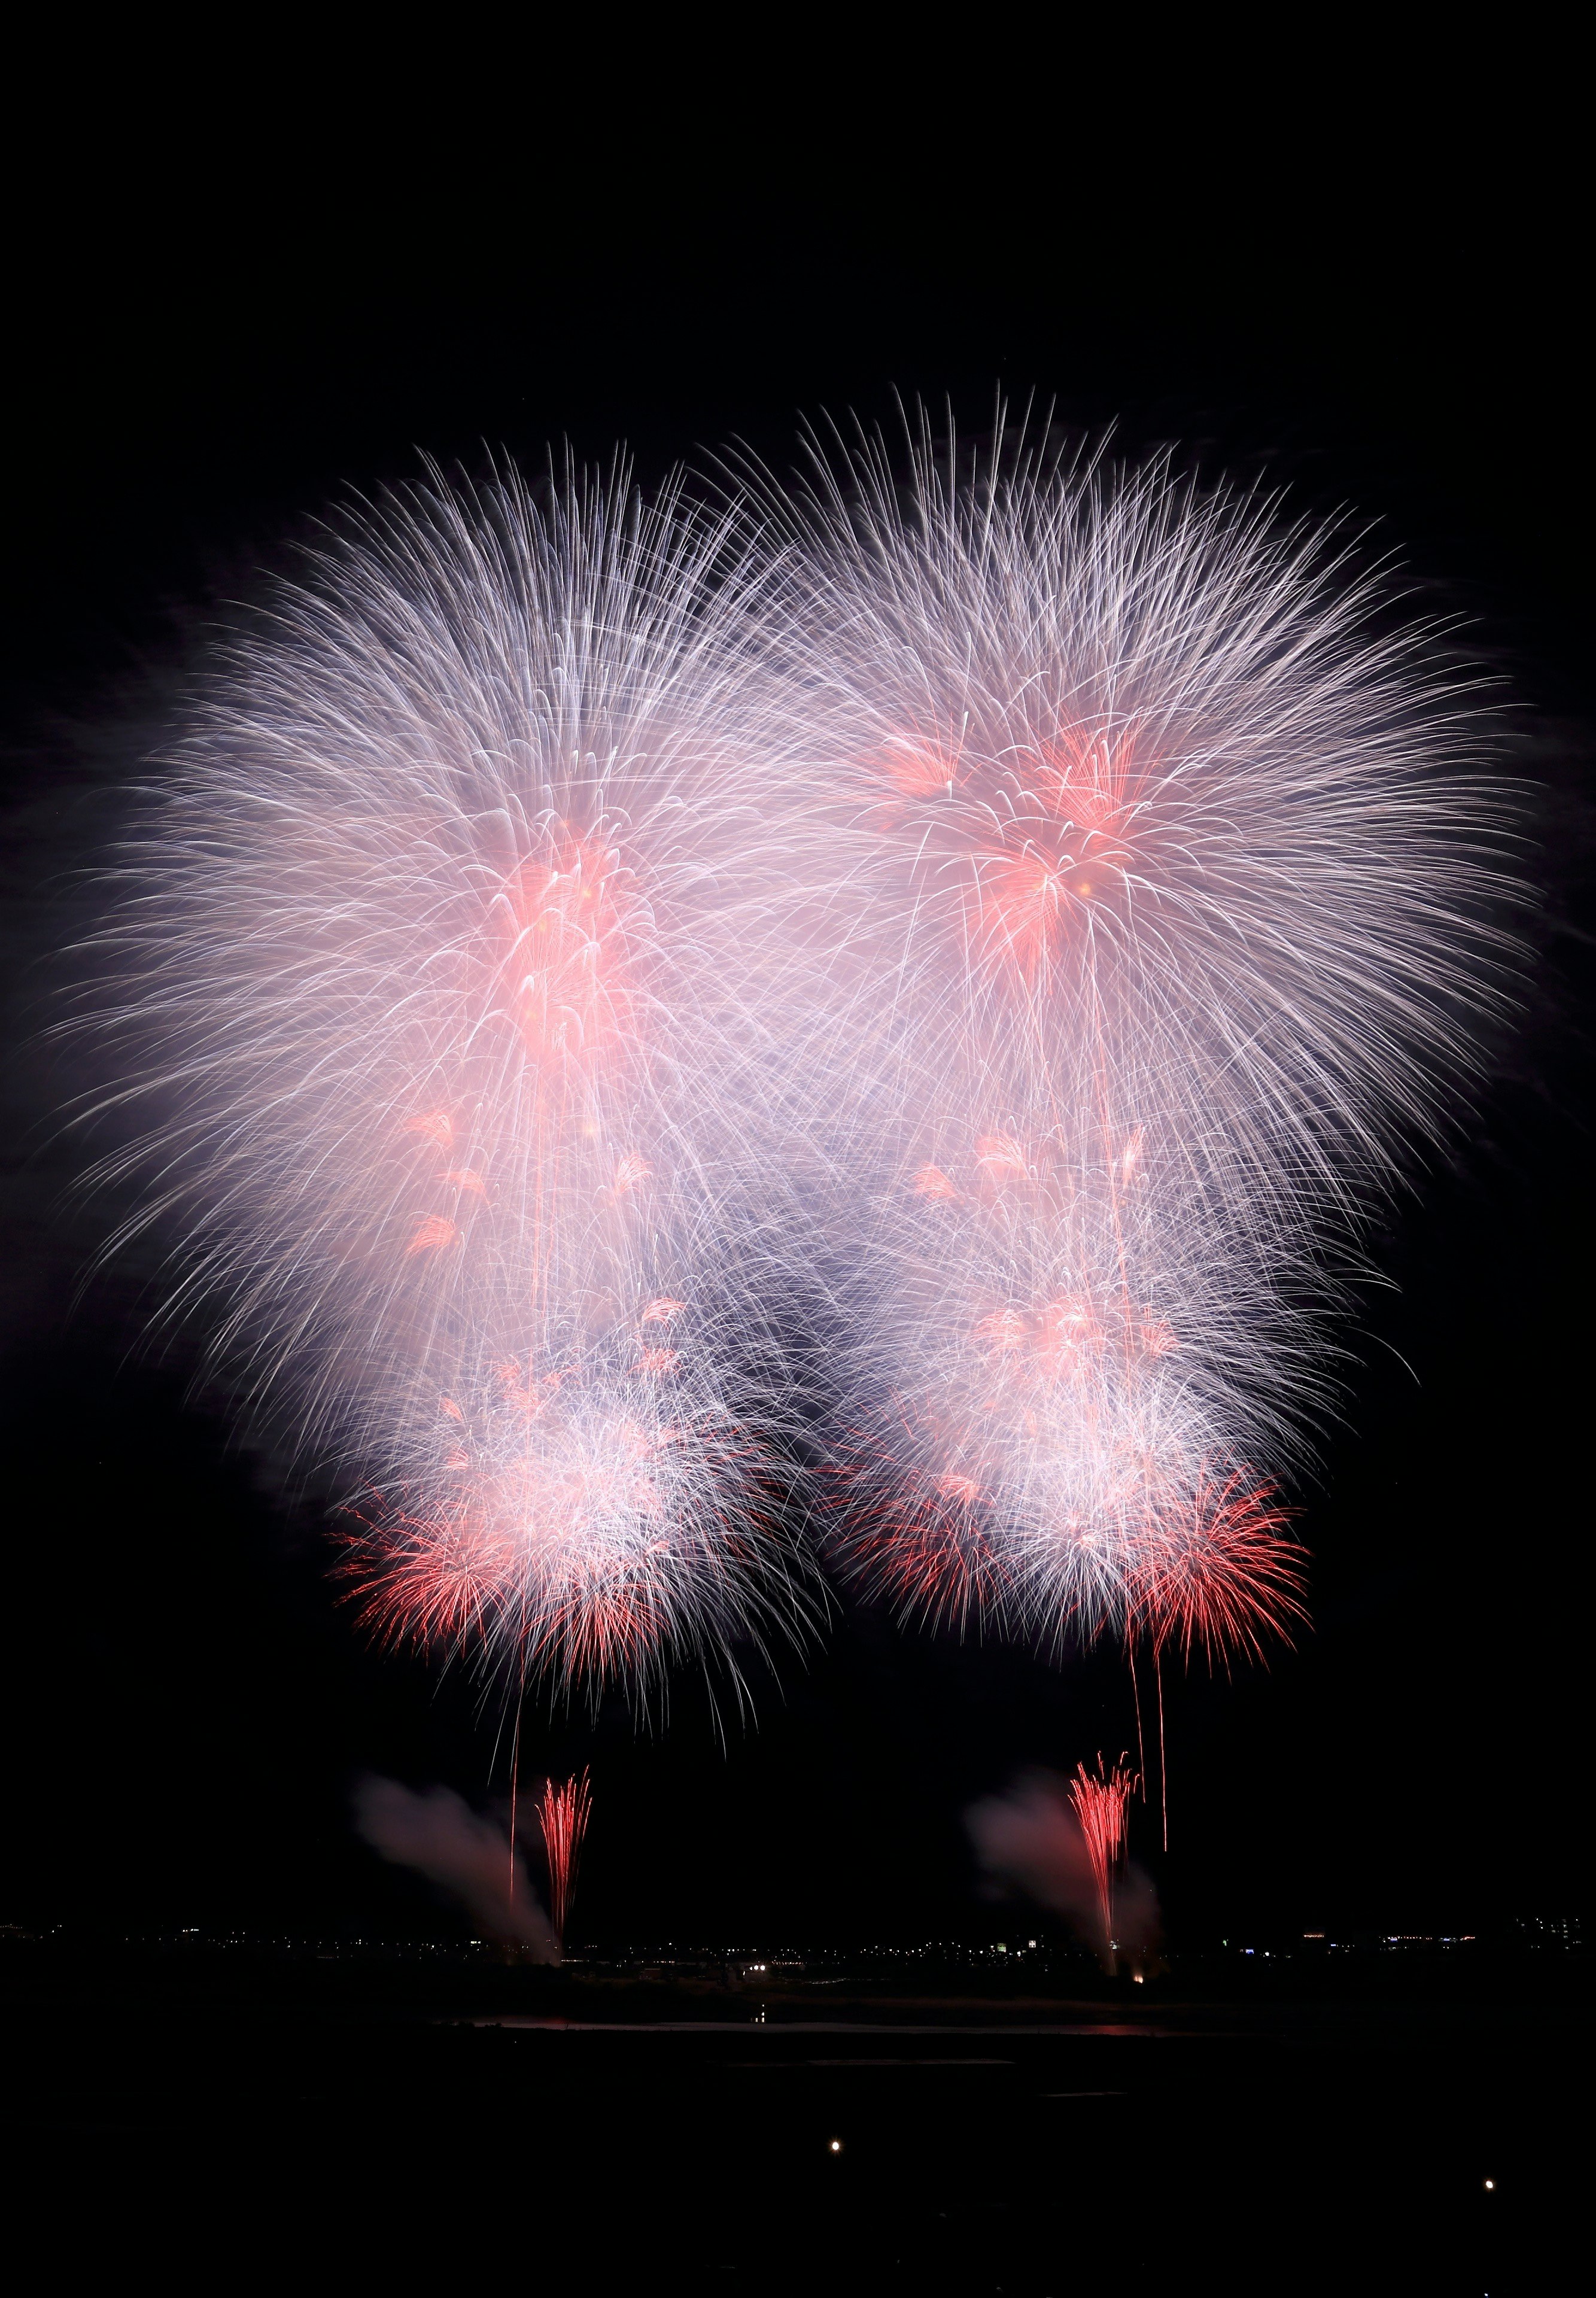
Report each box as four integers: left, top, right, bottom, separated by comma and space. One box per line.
490, 834, 633, 1071
868, 718, 1147, 989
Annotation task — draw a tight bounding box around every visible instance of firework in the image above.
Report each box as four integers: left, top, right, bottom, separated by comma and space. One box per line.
533, 1768, 592, 1947
81, 458, 823, 1712
77, 406, 1519, 1740
737, 405, 1515, 1661
1128, 1464, 1305, 1666
824, 1139, 1310, 1655
1068, 1755, 1137, 1955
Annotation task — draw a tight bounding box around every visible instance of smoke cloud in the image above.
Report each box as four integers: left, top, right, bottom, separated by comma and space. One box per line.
966, 1770, 1159, 1971
352, 1775, 557, 1959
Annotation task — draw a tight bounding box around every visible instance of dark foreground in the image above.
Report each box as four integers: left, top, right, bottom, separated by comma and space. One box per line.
2, 1940, 1579, 2293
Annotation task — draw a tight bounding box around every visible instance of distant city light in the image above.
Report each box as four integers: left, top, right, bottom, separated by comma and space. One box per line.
829, 2139, 843, 2154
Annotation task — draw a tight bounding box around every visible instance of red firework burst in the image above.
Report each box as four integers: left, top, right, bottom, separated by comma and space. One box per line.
1130, 1467, 1306, 1666
826, 1410, 1019, 1639
338, 1488, 520, 1650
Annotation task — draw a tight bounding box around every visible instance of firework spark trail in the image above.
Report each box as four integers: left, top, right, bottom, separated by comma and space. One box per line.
737, 405, 1517, 1662
80, 458, 825, 1714
533, 1768, 592, 1948
1068, 1755, 1137, 1956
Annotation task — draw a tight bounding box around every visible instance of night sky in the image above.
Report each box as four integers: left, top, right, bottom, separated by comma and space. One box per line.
2, 113, 1587, 1950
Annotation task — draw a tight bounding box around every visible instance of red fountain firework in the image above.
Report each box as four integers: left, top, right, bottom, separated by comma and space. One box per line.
1068, 1755, 1137, 1960
533, 1768, 592, 1949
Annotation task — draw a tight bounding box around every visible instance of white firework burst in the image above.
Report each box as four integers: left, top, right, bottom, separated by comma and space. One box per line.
79, 457, 824, 1710
734, 405, 1518, 1650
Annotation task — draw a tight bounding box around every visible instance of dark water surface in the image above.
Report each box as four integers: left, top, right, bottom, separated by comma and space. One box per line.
2, 1946, 1577, 2292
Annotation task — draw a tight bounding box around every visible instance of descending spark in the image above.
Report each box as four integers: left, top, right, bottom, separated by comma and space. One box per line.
533, 1768, 592, 1949
1068, 1754, 1137, 1958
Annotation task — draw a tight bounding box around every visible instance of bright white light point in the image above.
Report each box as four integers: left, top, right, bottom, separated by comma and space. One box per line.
829, 2140, 842, 2153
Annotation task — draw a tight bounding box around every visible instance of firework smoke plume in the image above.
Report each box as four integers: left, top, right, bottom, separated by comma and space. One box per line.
353, 1775, 557, 1956
968, 1768, 1159, 1971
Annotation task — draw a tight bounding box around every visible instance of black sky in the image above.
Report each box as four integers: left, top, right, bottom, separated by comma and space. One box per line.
2, 78, 1588, 1945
